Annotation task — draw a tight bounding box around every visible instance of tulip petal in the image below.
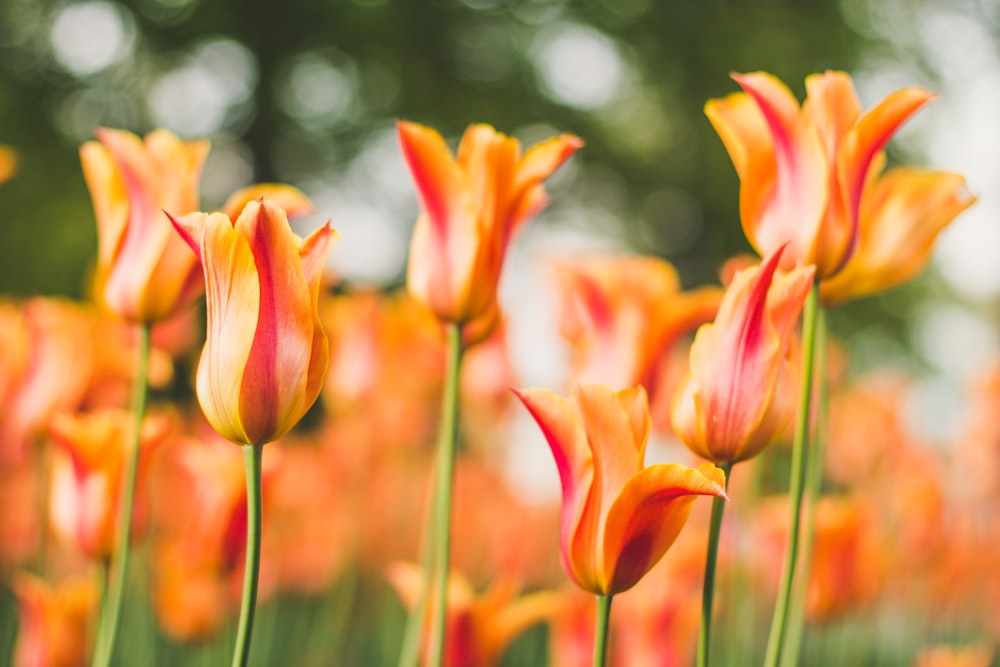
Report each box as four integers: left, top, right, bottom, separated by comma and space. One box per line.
299, 221, 340, 416
80, 141, 128, 270
803, 71, 862, 158
512, 387, 595, 588
196, 213, 259, 445
235, 200, 314, 445
731, 72, 830, 268
601, 463, 726, 593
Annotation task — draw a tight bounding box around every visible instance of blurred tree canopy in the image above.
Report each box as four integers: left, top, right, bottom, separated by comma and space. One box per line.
0, 0, 871, 298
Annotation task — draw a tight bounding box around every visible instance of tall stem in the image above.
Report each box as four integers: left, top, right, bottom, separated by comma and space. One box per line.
427, 324, 464, 667
592, 594, 613, 667
232, 443, 264, 667
782, 305, 827, 667
763, 283, 819, 667
697, 462, 733, 667
91, 323, 150, 667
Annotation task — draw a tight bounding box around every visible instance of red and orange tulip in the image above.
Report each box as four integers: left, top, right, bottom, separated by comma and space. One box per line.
387, 561, 561, 667
81, 128, 210, 323
705, 70, 934, 279
514, 383, 726, 595
11, 573, 98, 667
171, 198, 339, 446
48, 409, 171, 558
671, 246, 814, 465
399, 121, 583, 326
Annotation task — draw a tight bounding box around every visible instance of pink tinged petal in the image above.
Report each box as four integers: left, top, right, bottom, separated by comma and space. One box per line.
221, 184, 315, 221
94, 128, 176, 318
235, 200, 315, 445
399, 122, 480, 322
732, 72, 830, 269
167, 211, 208, 263
196, 213, 259, 445
833, 87, 936, 275
507, 133, 584, 234
512, 386, 595, 590
601, 463, 727, 594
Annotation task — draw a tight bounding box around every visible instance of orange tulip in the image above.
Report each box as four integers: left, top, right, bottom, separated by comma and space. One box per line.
705, 70, 933, 279
81, 127, 210, 323
11, 573, 98, 667
0, 145, 18, 185
48, 409, 170, 558
399, 120, 583, 325
387, 561, 561, 667
171, 198, 338, 446
514, 383, 726, 595
671, 246, 814, 465
820, 168, 975, 304
555, 255, 721, 429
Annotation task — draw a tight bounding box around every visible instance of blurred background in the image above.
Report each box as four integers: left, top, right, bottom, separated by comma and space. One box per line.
2, 0, 996, 443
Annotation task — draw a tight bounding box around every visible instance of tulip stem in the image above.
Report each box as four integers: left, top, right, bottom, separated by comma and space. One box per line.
697, 461, 733, 667
781, 304, 828, 667
764, 283, 819, 667
91, 323, 150, 667
397, 463, 439, 667
232, 442, 264, 667
427, 324, 464, 667
593, 594, 613, 667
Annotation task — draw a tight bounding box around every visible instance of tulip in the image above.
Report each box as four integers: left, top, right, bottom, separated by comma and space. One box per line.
0, 144, 18, 185
514, 383, 726, 596
705, 70, 933, 279
81, 128, 210, 323
48, 409, 171, 559
171, 198, 338, 447
399, 120, 583, 326
820, 168, 975, 304
11, 573, 98, 667
671, 246, 814, 465
387, 562, 561, 667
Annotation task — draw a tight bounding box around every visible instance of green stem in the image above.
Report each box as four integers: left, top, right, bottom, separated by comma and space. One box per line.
697, 462, 733, 667
397, 465, 438, 667
232, 443, 264, 667
593, 594, 613, 667
782, 305, 827, 667
426, 324, 464, 667
763, 283, 819, 667
91, 323, 150, 667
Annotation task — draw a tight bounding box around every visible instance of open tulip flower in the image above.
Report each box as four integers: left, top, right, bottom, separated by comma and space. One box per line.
705, 70, 934, 279
514, 383, 727, 596
171, 198, 338, 447
399, 120, 583, 327
671, 246, 814, 465
820, 167, 975, 304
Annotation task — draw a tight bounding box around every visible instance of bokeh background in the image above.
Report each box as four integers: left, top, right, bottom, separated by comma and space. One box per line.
1, 0, 996, 413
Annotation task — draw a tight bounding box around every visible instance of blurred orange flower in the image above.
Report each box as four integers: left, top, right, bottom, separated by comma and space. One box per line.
387, 561, 561, 667
81, 128, 210, 323
0, 144, 18, 185
48, 409, 170, 559
399, 120, 582, 326
913, 645, 994, 667
514, 383, 726, 595
171, 198, 338, 446
671, 247, 814, 464
705, 70, 933, 279
11, 573, 98, 667
555, 255, 721, 427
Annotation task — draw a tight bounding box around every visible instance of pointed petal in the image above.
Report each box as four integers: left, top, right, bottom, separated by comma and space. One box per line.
803, 71, 862, 158
80, 140, 128, 269
513, 387, 595, 589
